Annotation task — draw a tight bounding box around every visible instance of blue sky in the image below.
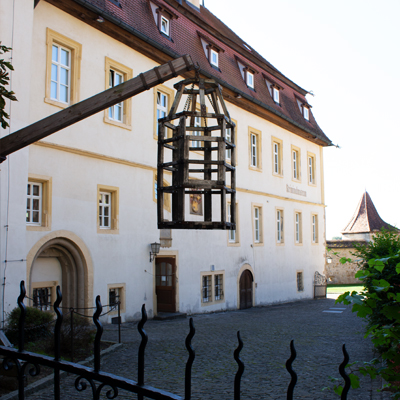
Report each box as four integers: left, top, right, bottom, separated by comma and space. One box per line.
206, 0, 400, 238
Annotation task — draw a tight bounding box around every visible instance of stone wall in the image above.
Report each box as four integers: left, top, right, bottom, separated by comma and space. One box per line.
326, 240, 366, 284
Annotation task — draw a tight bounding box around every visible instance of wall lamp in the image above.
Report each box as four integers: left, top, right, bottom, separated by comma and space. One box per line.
326, 255, 332, 264
96, 16, 104, 23
149, 242, 161, 262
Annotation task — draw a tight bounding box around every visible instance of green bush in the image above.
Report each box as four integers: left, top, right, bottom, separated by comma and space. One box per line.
5, 306, 54, 346
336, 230, 400, 398
46, 312, 96, 360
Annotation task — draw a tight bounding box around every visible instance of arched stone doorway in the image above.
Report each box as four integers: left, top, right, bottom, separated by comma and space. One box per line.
239, 269, 253, 310
27, 232, 93, 310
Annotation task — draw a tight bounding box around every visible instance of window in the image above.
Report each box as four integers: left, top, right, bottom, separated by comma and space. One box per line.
104, 57, 133, 129
227, 202, 239, 245
109, 69, 123, 121
154, 85, 174, 139
51, 44, 70, 104
160, 16, 170, 35
45, 28, 81, 108
295, 212, 302, 244
210, 49, 219, 67
153, 172, 171, 212
97, 185, 119, 234
249, 127, 262, 170
246, 70, 254, 89
99, 192, 111, 229
273, 87, 280, 103
201, 271, 225, 305
107, 283, 126, 314
303, 105, 310, 121
26, 175, 52, 231
252, 204, 263, 245
276, 209, 284, 244
307, 152, 316, 185
33, 287, 52, 311
214, 274, 223, 301
272, 137, 283, 176
312, 214, 319, 243
31, 281, 58, 311
26, 182, 42, 225
202, 275, 211, 303
291, 145, 301, 181
297, 272, 304, 292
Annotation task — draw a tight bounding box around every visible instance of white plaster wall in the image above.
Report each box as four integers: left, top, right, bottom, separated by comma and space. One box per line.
2, 1, 327, 321
0, 0, 35, 321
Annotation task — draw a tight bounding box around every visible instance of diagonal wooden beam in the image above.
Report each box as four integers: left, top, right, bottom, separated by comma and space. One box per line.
0, 55, 195, 160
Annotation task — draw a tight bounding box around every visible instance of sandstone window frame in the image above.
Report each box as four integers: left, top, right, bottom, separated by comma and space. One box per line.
104, 57, 133, 130
272, 136, 283, 177
252, 203, 263, 246
294, 211, 303, 245
276, 207, 284, 245
45, 28, 81, 109
311, 213, 319, 244
26, 174, 52, 232
248, 127, 262, 171
307, 151, 317, 186
97, 184, 119, 234
291, 145, 301, 182
200, 271, 225, 306
107, 283, 126, 314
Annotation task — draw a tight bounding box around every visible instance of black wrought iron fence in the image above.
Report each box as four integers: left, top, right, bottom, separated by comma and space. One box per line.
0, 281, 352, 400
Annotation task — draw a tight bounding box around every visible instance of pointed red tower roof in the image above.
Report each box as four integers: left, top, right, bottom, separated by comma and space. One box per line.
342, 192, 396, 234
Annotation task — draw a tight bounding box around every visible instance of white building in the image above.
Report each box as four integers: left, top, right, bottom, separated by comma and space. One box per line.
0, 0, 332, 323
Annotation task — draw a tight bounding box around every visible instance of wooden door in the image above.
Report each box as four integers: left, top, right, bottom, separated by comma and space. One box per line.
155, 257, 176, 312
239, 270, 253, 309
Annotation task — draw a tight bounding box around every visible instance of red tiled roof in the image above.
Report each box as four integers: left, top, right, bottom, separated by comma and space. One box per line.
342, 192, 397, 234
73, 0, 331, 144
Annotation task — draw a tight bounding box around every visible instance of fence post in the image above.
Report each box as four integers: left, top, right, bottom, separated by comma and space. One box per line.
70, 308, 74, 363
118, 301, 121, 344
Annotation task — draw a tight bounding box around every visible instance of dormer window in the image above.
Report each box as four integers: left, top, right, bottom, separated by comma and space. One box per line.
263, 74, 283, 105
197, 31, 224, 70
160, 16, 169, 36
295, 95, 312, 121
236, 56, 257, 90
149, 1, 178, 38
210, 49, 218, 67
273, 87, 280, 103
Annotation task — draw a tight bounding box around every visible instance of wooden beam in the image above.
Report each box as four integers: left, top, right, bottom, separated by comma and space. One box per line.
0, 55, 195, 160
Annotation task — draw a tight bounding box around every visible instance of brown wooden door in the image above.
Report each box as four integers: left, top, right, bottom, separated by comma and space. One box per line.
155, 257, 176, 312
239, 270, 253, 309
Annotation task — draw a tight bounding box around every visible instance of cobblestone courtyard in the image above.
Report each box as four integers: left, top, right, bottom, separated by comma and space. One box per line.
22, 298, 388, 399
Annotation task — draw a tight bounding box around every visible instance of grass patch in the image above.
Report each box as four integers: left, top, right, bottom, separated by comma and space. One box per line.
327, 284, 364, 294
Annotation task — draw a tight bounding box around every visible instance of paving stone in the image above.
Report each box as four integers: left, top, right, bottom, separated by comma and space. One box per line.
23, 298, 391, 399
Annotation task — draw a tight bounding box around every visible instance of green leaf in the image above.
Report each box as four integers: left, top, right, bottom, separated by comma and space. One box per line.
352, 303, 372, 318
396, 263, 400, 274
333, 385, 343, 396
340, 257, 352, 264
349, 373, 360, 389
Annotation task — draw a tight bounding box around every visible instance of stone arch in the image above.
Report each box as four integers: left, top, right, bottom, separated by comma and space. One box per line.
237, 263, 255, 310
26, 231, 93, 310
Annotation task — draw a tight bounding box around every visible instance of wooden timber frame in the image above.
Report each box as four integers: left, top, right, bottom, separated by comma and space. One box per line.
157, 75, 236, 230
